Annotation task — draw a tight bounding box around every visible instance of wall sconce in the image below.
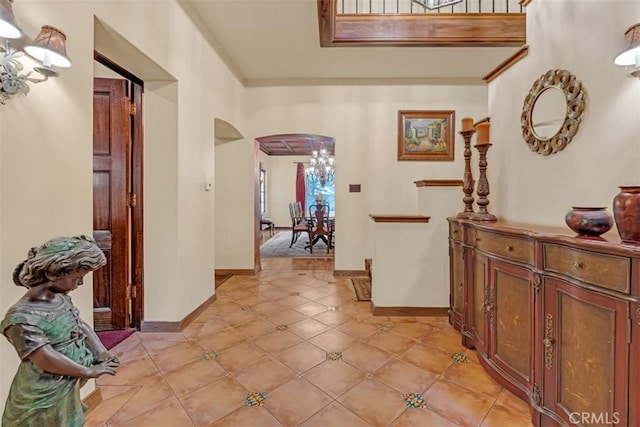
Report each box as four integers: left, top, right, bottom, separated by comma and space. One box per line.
0, 0, 71, 104
614, 23, 640, 78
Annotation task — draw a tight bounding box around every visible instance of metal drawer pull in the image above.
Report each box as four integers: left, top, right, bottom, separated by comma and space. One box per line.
543, 338, 554, 348
572, 261, 584, 269
506, 245, 514, 252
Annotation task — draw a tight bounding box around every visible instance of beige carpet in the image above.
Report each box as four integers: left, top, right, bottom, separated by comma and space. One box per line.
350, 277, 371, 301
260, 231, 333, 257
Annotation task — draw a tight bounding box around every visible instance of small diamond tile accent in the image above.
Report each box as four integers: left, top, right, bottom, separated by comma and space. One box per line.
403, 393, 426, 408
326, 351, 343, 361
201, 350, 218, 360
451, 352, 469, 363
244, 392, 267, 407
88, 262, 535, 425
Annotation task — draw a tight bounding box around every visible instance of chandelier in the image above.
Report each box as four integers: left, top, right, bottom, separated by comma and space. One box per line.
306, 146, 335, 187
411, 0, 463, 10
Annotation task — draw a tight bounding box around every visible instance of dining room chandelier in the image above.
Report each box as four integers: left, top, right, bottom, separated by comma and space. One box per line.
412, 0, 463, 10
306, 146, 335, 187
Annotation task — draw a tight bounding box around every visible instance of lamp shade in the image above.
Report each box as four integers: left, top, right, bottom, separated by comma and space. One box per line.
24, 25, 71, 68
0, 0, 22, 39
614, 23, 640, 66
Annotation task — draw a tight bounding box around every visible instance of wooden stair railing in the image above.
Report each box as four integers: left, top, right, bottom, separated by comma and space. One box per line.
317, 0, 526, 47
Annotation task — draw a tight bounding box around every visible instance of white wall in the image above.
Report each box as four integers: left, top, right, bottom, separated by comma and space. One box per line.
214, 138, 255, 270
489, 0, 640, 226
370, 185, 462, 309
244, 85, 488, 271
143, 81, 181, 320
263, 155, 308, 227
372, 222, 439, 307
0, 0, 245, 403
417, 186, 464, 305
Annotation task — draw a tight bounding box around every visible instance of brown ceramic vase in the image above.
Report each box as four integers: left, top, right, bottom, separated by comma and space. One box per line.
613, 186, 640, 244
565, 207, 613, 237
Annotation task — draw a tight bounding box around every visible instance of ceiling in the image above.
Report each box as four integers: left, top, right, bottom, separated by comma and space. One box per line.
182, 0, 518, 155
257, 134, 335, 156
181, 0, 519, 85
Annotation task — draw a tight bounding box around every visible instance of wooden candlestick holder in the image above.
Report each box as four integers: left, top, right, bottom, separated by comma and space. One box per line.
457, 129, 476, 219
473, 143, 497, 221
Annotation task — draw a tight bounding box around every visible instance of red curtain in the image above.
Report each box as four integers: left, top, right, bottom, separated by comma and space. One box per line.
295, 162, 306, 210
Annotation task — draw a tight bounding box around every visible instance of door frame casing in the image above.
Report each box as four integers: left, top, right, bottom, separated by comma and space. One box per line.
130, 82, 144, 329
254, 139, 262, 272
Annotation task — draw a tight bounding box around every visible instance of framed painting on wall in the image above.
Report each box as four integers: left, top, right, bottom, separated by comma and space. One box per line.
397, 110, 455, 161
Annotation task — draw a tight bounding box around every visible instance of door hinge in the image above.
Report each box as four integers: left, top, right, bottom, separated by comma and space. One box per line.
128, 193, 137, 207
130, 284, 137, 299
128, 101, 136, 116
628, 317, 632, 343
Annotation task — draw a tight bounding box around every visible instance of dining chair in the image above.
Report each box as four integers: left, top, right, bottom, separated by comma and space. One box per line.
288, 202, 308, 247
260, 216, 275, 237
306, 204, 333, 254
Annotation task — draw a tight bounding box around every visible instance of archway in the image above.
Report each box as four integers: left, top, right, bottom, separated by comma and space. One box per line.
254, 134, 336, 268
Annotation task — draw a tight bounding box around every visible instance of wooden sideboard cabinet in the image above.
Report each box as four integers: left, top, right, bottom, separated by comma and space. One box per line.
447, 218, 640, 427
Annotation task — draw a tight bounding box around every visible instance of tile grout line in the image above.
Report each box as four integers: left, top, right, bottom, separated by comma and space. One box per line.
110, 265, 516, 427
105, 338, 199, 426
96, 383, 143, 426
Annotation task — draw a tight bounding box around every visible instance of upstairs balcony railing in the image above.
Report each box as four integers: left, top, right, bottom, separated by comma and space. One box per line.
318, 0, 527, 47
337, 0, 524, 14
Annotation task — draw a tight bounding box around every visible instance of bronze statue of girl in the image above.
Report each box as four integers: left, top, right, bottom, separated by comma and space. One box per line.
1, 235, 120, 426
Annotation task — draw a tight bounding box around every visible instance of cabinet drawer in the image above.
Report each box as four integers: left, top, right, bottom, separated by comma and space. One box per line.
543, 244, 630, 294
474, 230, 534, 265
449, 221, 463, 241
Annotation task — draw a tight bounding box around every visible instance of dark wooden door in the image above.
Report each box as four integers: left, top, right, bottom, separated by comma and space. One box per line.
93, 78, 130, 331
543, 278, 628, 427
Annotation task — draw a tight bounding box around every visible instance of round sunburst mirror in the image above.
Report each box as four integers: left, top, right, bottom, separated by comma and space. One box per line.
521, 69, 586, 156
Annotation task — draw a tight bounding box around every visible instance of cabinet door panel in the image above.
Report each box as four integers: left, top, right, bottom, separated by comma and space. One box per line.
630, 301, 640, 427
471, 252, 487, 351
451, 242, 464, 319
491, 261, 532, 385
544, 279, 628, 426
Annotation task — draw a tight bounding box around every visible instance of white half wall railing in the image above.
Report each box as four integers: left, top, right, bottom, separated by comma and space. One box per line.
338, 0, 524, 14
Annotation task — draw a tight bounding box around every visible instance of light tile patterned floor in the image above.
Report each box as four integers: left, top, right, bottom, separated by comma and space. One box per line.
86, 257, 533, 426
